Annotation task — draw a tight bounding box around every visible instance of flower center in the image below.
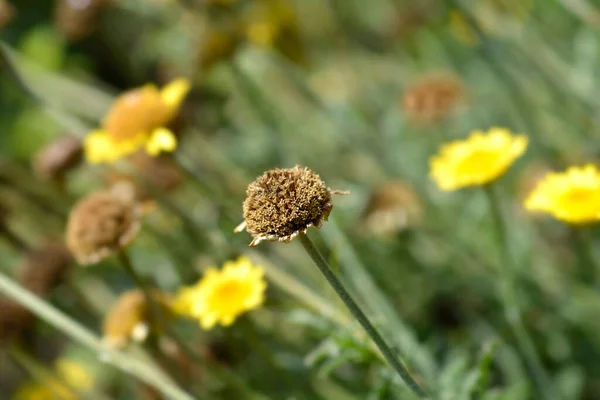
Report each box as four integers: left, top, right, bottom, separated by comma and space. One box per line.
209, 280, 250, 313
456, 149, 500, 175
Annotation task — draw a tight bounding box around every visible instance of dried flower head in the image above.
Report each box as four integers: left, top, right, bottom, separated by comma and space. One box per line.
103, 289, 171, 349
17, 241, 73, 296
525, 164, 600, 224
236, 165, 345, 246
430, 127, 528, 191
54, 0, 112, 42
0, 296, 34, 345
173, 257, 266, 329
402, 74, 464, 124
66, 191, 141, 265
0, 0, 15, 29
360, 180, 423, 236
33, 136, 83, 182
84, 78, 190, 164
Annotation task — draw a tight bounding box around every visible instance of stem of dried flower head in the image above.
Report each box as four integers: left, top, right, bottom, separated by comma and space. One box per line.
298, 232, 428, 398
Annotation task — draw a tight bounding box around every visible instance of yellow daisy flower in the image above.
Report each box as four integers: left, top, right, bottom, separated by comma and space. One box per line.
430, 127, 528, 191
173, 257, 267, 329
84, 78, 191, 164
524, 164, 600, 224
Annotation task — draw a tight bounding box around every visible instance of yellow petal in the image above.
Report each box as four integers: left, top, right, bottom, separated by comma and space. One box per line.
84, 130, 115, 164
160, 78, 191, 111
146, 128, 177, 156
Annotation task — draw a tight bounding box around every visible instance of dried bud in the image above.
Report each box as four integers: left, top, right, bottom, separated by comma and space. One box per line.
0, 0, 15, 29
402, 75, 463, 124
54, 0, 112, 42
33, 136, 83, 182
360, 180, 422, 236
66, 191, 140, 265
129, 152, 183, 194
236, 165, 345, 246
0, 296, 34, 345
17, 241, 73, 296
103, 289, 171, 349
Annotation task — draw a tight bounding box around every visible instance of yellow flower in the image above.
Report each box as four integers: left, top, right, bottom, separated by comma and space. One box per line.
524, 165, 600, 224
12, 359, 94, 400
55, 359, 95, 393
173, 257, 267, 329
12, 380, 73, 400
84, 78, 190, 164
430, 127, 528, 191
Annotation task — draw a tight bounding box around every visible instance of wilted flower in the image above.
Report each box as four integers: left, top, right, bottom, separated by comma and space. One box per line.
0, 296, 34, 344
17, 241, 73, 296
33, 136, 82, 182
0, 0, 15, 29
173, 257, 266, 329
84, 79, 191, 164
65, 191, 141, 265
103, 289, 171, 349
524, 164, 600, 224
402, 74, 464, 124
430, 127, 528, 191
360, 180, 423, 236
235, 165, 346, 246
54, 0, 112, 42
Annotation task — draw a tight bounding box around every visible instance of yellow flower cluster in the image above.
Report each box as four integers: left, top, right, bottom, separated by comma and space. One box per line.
84, 78, 190, 164
174, 256, 267, 329
429, 127, 600, 225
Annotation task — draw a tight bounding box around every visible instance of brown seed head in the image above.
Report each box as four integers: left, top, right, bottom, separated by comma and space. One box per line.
238, 165, 343, 246
0, 296, 34, 345
0, 0, 15, 29
103, 289, 171, 349
33, 136, 83, 181
66, 191, 140, 265
402, 74, 463, 124
360, 180, 422, 236
17, 241, 73, 296
54, 0, 112, 41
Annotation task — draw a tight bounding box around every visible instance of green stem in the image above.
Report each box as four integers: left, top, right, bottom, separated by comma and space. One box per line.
484, 186, 559, 400
573, 228, 599, 283
298, 233, 427, 398
0, 271, 196, 400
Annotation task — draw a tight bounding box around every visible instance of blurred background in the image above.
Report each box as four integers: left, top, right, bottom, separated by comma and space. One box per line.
2, 0, 600, 399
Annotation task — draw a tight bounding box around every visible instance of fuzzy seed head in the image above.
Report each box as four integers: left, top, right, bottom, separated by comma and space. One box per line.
240, 166, 334, 246
17, 241, 73, 296
33, 136, 83, 181
66, 191, 140, 265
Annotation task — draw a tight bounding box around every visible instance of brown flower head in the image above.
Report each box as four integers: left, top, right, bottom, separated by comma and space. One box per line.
360, 180, 423, 236
402, 74, 464, 124
0, 0, 15, 29
103, 289, 171, 349
33, 136, 83, 182
54, 0, 112, 41
236, 165, 346, 246
66, 191, 141, 265
17, 241, 73, 296
0, 296, 34, 345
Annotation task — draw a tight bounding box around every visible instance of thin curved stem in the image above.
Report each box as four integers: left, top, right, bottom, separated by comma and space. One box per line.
484, 186, 559, 400
298, 233, 428, 398
0, 271, 196, 400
